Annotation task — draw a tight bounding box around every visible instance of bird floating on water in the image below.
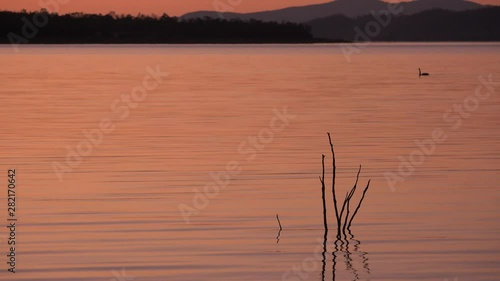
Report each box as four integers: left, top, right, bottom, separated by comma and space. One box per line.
419, 68, 429, 77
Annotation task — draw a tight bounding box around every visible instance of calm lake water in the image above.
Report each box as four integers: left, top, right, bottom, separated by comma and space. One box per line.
0, 43, 499, 281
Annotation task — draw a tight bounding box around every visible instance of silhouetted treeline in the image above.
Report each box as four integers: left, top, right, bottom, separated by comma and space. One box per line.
309, 7, 500, 41
0, 11, 319, 44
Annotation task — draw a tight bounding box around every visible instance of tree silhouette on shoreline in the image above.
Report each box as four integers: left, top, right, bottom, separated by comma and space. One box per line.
0, 10, 325, 44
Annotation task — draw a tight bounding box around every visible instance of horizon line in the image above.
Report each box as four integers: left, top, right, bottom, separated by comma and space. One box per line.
0, 0, 494, 18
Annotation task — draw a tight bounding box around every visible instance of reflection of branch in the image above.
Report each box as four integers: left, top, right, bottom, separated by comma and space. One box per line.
325, 235, 370, 281
344, 236, 360, 280
361, 249, 370, 275
320, 153, 329, 280
315, 133, 372, 280
348, 229, 371, 275
321, 231, 327, 281
276, 214, 282, 243
332, 239, 339, 281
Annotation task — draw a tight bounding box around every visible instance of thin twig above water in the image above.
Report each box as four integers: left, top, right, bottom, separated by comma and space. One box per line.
327, 132, 341, 238
347, 180, 371, 230
276, 214, 283, 243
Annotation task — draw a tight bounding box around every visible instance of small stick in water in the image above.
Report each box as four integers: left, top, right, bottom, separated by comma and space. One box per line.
276, 214, 283, 243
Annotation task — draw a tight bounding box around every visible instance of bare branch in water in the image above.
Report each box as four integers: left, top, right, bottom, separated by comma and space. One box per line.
320, 154, 328, 233
276, 214, 282, 231
339, 165, 361, 223
319, 135, 371, 236
343, 193, 352, 236
342, 165, 361, 235
347, 180, 371, 230
327, 132, 341, 237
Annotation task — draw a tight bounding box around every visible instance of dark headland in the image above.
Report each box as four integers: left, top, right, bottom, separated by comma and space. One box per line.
1, 1, 499, 44
0, 11, 336, 44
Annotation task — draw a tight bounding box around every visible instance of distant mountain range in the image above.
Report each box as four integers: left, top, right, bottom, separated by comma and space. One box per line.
310, 7, 500, 41
182, 0, 487, 23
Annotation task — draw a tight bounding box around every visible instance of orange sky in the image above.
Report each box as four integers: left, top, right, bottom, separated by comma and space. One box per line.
1, 0, 498, 16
